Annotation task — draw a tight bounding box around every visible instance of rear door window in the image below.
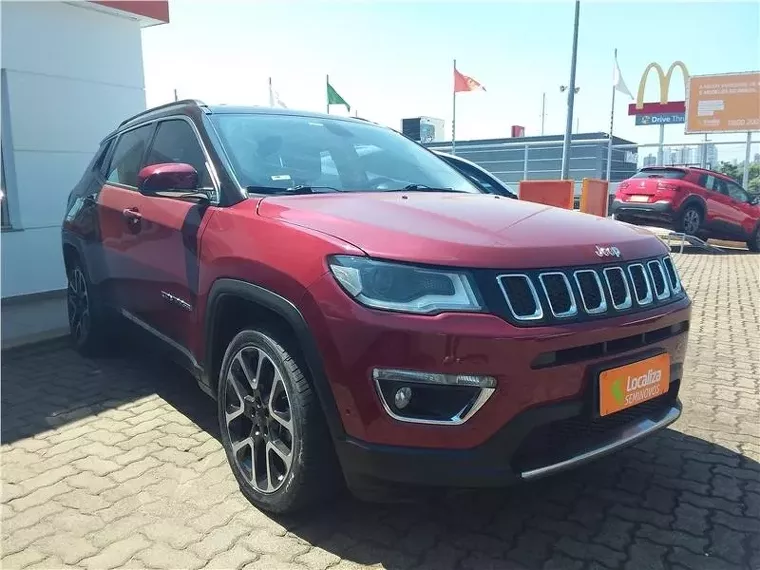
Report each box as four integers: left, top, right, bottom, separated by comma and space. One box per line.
106, 125, 154, 188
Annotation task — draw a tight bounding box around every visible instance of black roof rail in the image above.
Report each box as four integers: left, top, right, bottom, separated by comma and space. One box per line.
118, 99, 207, 127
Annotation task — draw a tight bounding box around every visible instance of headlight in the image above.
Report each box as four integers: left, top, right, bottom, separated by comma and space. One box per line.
328, 255, 482, 314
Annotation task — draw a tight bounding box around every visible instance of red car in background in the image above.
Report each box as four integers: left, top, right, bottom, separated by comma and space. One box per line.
610, 166, 760, 252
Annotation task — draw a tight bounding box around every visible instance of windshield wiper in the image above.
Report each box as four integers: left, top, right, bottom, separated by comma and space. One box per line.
246, 185, 347, 195
394, 184, 462, 193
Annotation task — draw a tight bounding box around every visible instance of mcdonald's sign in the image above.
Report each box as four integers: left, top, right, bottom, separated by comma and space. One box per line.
628, 61, 689, 117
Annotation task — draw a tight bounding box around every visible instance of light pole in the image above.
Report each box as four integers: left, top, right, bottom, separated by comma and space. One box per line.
540, 92, 546, 136
560, 0, 581, 180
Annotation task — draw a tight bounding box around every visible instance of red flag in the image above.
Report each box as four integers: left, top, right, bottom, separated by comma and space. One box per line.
454, 68, 486, 93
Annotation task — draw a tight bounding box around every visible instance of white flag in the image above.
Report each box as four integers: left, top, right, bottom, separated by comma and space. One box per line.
613, 53, 633, 99
269, 85, 287, 109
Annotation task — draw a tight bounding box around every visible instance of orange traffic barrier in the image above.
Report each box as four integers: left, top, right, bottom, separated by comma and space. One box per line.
579, 178, 610, 217
518, 180, 574, 210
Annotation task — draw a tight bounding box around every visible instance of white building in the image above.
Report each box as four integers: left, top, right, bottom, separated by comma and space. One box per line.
1, 1, 168, 347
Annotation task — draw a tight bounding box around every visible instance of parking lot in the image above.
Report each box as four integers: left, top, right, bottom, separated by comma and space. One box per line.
2, 251, 759, 570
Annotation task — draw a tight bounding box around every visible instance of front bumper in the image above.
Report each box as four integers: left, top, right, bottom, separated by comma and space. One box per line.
335, 382, 682, 488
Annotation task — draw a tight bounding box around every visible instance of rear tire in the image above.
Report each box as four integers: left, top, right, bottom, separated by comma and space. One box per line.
677, 206, 702, 235
748, 226, 760, 252
217, 328, 341, 514
66, 258, 110, 356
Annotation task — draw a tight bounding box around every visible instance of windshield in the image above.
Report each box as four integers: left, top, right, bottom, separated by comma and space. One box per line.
210, 113, 479, 194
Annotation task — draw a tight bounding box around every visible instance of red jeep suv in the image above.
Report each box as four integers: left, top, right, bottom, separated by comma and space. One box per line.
62, 101, 691, 513
611, 166, 760, 251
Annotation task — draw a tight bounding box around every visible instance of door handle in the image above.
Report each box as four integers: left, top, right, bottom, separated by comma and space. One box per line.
122, 207, 142, 221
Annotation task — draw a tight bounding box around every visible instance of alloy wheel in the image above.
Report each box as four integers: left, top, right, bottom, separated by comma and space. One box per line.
67, 267, 90, 342
683, 209, 700, 235
223, 346, 295, 494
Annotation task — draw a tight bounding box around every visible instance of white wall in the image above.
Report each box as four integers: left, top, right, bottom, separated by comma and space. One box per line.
1, 1, 147, 298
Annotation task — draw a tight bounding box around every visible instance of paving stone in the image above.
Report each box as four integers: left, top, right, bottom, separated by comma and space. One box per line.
79, 534, 152, 570
136, 542, 206, 570
0, 547, 47, 569
45, 510, 105, 537
241, 555, 309, 570
2, 500, 64, 532
72, 455, 122, 476
295, 548, 342, 570
141, 519, 203, 550
203, 545, 258, 570
239, 530, 311, 560
8, 481, 71, 511
35, 531, 99, 565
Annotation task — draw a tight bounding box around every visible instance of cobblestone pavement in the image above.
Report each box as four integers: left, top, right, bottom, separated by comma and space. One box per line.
2, 252, 759, 570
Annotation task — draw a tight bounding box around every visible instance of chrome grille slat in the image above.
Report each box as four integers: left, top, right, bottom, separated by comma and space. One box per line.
661, 256, 681, 294
603, 267, 633, 310
573, 269, 607, 314
647, 260, 670, 300
538, 272, 577, 318
497, 274, 543, 321
627, 263, 653, 305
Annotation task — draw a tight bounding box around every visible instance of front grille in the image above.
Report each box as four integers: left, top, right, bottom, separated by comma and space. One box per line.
496, 256, 685, 325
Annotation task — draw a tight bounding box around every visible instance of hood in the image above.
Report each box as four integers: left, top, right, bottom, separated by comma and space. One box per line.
257, 192, 667, 269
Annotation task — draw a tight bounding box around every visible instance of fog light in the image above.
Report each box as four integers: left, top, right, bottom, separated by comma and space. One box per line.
372, 368, 497, 425
394, 386, 412, 409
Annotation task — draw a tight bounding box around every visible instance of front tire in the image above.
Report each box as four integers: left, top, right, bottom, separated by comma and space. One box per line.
677, 206, 702, 235
217, 328, 340, 514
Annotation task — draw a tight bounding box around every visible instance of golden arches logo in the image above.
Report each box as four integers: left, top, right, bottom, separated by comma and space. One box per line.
635, 61, 690, 109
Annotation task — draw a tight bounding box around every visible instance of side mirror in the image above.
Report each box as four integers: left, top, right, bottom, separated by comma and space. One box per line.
137, 163, 198, 196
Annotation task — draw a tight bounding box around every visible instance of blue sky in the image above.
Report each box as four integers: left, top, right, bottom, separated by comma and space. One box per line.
142, 1, 759, 155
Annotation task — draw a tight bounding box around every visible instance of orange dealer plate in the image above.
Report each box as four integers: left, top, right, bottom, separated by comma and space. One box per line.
599, 353, 670, 417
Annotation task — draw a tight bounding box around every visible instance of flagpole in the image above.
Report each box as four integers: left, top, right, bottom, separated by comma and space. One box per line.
452, 59, 457, 155
326, 74, 330, 114
268, 77, 273, 107
605, 49, 617, 182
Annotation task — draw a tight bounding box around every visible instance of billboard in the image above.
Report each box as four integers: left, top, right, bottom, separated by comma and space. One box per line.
686, 72, 760, 133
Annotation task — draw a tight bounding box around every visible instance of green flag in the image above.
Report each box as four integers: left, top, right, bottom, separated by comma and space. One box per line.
327, 81, 350, 111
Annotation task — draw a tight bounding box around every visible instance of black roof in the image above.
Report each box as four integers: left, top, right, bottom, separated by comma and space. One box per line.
113, 99, 370, 136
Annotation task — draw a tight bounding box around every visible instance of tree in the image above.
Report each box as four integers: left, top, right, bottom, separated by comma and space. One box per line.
717, 161, 760, 195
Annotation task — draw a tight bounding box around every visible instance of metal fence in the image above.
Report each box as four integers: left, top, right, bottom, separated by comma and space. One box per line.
427, 137, 758, 196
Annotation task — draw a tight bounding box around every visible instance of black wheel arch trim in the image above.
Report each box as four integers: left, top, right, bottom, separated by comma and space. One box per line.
677, 195, 706, 216
203, 278, 346, 440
